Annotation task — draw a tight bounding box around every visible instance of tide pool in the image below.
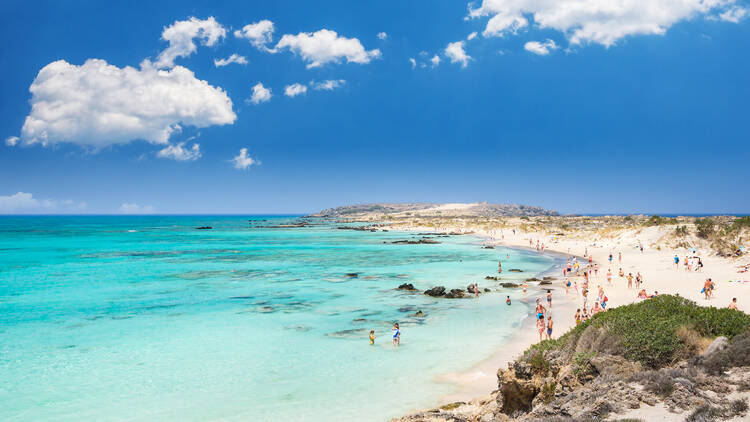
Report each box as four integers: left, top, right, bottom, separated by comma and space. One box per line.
0, 216, 558, 421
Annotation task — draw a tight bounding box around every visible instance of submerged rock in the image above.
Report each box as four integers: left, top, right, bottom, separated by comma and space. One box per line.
509, 268, 523, 272
396, 283, 417, 291
501, 282, 520, 288
485, 276, 501, 281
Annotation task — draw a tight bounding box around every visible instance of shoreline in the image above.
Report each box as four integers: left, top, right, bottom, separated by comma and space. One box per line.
381, 222, 749, 415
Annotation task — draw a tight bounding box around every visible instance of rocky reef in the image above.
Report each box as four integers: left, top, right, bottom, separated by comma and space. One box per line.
395, 295, 750, 422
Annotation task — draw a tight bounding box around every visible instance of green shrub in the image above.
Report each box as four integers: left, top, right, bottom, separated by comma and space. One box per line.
527, 295, 750, 369
695, 218, 716, 239
645, 215, 678, 226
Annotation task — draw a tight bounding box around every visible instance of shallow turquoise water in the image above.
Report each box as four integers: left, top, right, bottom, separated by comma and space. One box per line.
0, 216, 558, 421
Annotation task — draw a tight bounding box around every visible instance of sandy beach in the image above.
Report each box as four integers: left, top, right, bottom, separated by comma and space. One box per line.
380, 219, 750, 407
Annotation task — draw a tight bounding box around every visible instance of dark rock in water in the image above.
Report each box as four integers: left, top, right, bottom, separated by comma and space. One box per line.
539, 280, 552, 285
508, 268, 523, 272
391, 238, 440, 245
485, 276, 501, 281
501, 283, 520, 288
483, 246, 495, 249
345, 273, 359, 278
484, 288, 491, 292
525, 277, 541, 282
196, 226, 213, 230
397, 283, 417, 291
424, 286, 446, 297
542, 276, 556, 281
445, 289, 466, 298
413, 310, 424, 317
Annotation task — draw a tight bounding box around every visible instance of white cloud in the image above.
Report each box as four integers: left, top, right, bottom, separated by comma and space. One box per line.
157, 142, 201, 161
467, 31, 478, 40
430, 54, 441, 67
445, 41, 472, 67
118, 203, 155, 214
717, 5, 748, 22
230, 148, 259, 170
234, 20, 275, 51
284, 83, 308, 97
0, 192, 86, 214
310, 79, 346, 91
5, 136, 19, 146
248, 82, 272, 104
524, 39, 558, 55
409, 57, 417, 69
274, 29, 381, 68
19, 59, 235, 148
214, 53, 248, 67
469, 0, 747, 47
155, 17, 226, 68
377, 31, 388, 40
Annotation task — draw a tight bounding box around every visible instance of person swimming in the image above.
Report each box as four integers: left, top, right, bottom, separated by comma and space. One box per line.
369, 330, 375, 345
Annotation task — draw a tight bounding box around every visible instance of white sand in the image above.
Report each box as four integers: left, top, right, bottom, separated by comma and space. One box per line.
385, 222, 750, 404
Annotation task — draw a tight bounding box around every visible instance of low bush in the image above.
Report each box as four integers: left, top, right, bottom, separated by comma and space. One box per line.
645, 215, 678, 226
527, 295, 750, 369
695, 218, 716, 239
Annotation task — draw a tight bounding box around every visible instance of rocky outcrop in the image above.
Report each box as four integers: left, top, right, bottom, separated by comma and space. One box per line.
397, 283, 417, 291
508, 269, 523, 272
390, 238, 440, 245
424, 286, 446, 297
445, 289, 466, 299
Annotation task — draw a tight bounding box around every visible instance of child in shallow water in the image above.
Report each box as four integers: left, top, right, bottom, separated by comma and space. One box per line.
392, 323, 400, 347
506, 296, 511, 305
369, 330, 375, 345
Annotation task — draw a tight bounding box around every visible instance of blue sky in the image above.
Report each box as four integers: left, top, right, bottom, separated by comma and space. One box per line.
1, 0, 749, 215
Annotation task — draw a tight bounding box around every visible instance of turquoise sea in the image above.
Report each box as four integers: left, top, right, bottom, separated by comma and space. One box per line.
0, 216, 558, 421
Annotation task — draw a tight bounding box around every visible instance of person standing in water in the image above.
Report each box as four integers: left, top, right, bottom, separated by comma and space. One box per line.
498, 261, 502, 273
369, 330, 375, 345
506, 296, 511, 305
392, 323, 400, 347
522, 281, 528, 294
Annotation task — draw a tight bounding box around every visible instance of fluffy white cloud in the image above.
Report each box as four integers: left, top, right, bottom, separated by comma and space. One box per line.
716, 5, 748, 22
155, 17, 226, 68
118, 203, 155, 214
311, 79, 346, 91
467, 31, 478, 40
234, 20, 275, 51
5, 136, 19, 146
231, 148, 259, 170
157, 142, 201, 161
19, 59, 235, 147
275, 29, 381, 68
214, 53, 248, 67
469, 0, 747, 47
249, 82, 272, 104
445, 41, 472, 67
0, 192, 86, 214
284, 83, 308, 97
524, 39, 558, 55
377, 31, 388, 40
430, 54, 441, 67
409, 57, 417, 69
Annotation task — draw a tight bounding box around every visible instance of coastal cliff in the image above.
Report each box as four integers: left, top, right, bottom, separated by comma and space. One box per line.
395, 295, 750, 422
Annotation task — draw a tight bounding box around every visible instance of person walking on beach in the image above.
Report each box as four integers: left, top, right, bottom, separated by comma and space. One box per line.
618, 252, 622, 265
674, 255, 680, 269
729, 298, 738, 310
565, 278, 571, 294
536, 318, 545, 341
703, 279, 713, 300
392, 323, 400, 347
594, 264, 599, 278
546, 289, 552, 307
369, 330, 376, 345
546, 316, 553, 340
574, 309, 582, 325
536, 299, 546, 321
627, 273, 633, 289
606, 269, 612, 285
609, 253, 613, 265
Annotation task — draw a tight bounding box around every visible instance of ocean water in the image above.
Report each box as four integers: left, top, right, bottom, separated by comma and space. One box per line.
0, 216, 558, 421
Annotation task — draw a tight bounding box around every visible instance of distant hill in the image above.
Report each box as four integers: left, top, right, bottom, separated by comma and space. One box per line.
310, 202, 559, 218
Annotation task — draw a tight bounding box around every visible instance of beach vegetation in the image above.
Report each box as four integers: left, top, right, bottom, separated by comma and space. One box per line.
526, 295, 750, 369
645, 215, 678, 226
673, 225, 689, 237
694, 218, 716, 239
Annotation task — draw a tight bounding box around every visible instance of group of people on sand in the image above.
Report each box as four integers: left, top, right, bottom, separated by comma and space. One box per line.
675, 255, 704, 271
535, 298, 553, 340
